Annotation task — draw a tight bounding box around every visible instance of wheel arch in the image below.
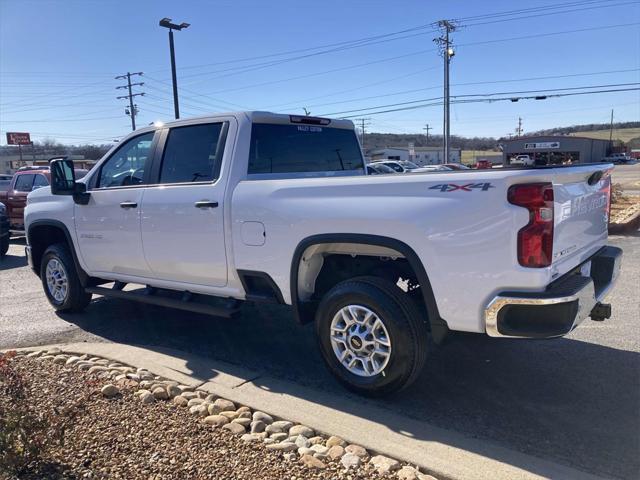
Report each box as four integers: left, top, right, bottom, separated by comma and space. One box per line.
290, 233, 448, 342
27, 219, 88, 286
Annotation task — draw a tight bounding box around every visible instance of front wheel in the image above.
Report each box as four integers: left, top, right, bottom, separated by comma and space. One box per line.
315, 276, 430, 396
40, 243, 91, 313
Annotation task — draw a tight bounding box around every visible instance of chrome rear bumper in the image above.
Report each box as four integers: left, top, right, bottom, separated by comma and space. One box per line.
485, 246, 622, 338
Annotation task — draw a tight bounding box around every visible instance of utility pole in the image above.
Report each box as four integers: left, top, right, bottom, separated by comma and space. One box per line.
609, 109, 614, 145
434, 20, 456, 164
354, 118, 371, 149
516, 117, 523, 137
159, 18, 190, 120
116, 72, 145, 131
423, 123, 432, 144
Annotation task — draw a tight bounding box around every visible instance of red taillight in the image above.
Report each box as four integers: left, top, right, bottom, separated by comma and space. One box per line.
508, 182, 554, 268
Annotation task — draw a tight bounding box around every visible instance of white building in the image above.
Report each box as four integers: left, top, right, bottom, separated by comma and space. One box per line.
369, 147, 461, 165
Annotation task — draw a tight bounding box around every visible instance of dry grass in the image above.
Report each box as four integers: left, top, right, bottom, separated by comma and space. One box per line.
569, 128, 640, 143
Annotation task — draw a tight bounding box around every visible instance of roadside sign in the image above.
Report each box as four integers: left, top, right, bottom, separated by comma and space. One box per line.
524, 142, 560, 149
408, 142, 415, 159
6, 132, 31, 145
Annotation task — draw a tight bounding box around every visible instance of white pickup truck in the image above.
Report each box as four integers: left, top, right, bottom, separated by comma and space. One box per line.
24, 111, 622, 395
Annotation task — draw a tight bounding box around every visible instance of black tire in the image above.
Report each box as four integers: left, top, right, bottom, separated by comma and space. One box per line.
40, 243, 91, 313
315, 275, 430, 396
0, 236, 8, 258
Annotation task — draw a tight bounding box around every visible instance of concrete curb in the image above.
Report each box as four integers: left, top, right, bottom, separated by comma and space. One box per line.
4, 342, 606, 480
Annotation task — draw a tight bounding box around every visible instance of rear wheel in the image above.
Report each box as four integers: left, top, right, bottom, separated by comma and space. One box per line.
315, 276, 430, 396
40, 243, 91, 313
0, 236, 8, 257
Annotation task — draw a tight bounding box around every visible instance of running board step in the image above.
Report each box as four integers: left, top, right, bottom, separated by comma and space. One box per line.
85, 286, 241, 318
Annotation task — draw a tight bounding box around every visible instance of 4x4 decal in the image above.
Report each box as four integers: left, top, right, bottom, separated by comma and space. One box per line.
429, 182, 495, 192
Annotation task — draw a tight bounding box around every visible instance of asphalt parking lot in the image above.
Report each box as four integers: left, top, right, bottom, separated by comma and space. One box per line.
1, 231, 638, 479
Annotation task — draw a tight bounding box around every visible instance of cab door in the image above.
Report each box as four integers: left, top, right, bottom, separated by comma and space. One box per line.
140, 120, 231, 287
75, 131, 158, 277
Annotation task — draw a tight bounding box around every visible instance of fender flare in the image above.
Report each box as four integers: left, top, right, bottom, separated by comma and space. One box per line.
289, 233, 448, 342
27, 219, 89, 286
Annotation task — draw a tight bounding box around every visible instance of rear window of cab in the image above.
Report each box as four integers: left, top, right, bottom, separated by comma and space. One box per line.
248, 123, 364, 175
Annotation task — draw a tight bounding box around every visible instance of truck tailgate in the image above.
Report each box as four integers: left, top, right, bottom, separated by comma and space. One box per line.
552, 165, 611, 268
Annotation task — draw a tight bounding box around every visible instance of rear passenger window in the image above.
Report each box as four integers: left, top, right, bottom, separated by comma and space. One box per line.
14, 174, 34, 192
159, 123, 225, 184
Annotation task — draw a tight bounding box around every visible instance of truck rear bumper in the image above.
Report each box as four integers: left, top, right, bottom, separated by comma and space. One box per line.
485, 246, 622, 338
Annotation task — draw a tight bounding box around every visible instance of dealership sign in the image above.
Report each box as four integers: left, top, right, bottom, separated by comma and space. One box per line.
6, 132, 31, 145
524, 141, 560, 150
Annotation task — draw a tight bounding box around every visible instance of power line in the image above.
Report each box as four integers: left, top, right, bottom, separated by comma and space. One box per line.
321, 82, 640, 116
337, 87, 640, 118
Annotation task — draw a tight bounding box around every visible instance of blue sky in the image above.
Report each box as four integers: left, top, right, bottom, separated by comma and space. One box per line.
0, 0, 639, 145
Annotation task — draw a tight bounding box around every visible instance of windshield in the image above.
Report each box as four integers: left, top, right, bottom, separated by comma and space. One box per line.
248, 123, 364, 175
400, 161, 420, 169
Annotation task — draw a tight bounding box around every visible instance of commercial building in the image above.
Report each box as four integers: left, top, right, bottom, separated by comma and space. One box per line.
0, 154, 96, 174
369, 146, 462, 165
502, 136, 611, 165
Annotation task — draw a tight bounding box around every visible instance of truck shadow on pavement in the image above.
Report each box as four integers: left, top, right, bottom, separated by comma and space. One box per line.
58, 296, 640, 480
1, 238, 28, 271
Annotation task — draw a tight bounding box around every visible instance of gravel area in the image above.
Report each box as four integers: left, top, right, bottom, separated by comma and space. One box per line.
0, 350, 437, 480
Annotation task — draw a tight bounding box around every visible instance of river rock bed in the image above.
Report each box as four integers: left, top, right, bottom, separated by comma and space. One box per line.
1, 349, 437, 480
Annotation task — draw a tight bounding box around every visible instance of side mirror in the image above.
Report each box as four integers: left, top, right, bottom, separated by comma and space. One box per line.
50, 159, 76, 195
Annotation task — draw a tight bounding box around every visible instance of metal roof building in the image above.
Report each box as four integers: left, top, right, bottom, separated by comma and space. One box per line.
502, 135, 611, 165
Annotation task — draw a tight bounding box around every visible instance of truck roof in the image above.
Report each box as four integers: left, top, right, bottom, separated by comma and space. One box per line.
151, 111, 356, 131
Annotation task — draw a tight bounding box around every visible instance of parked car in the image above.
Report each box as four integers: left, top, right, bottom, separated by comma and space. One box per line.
25, 111, 622, 396
602, 153, 632, 164
0, 178, 11, 193
0, 165, 88, 234
413, 165, 453, 172
510, 154, 535, 167
474, 160, 493, 169
373, 160, 422, 173
0, 202, 9, 257
366, 163, 396, 175
442, 163, 470, 170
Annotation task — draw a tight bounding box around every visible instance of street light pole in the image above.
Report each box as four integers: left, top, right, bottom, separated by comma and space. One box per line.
159, 18, 190, 120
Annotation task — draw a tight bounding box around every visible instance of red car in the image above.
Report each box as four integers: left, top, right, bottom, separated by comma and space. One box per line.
474, 160, 493, 169
0, 165, 87, 234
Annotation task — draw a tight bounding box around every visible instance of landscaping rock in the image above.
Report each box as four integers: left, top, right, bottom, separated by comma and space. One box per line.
310, 444, 329, 455
240, 433, 263, 443
250, 420, 266, 433
139, 392, 155, 404
181, 391, 198, 400
219, 410, 239, 420
188, 398, 204, 407
295, 435, 310, 449
152, 387, 169, 400
265, 442, 297, 452
370, 455, 401, 475
340, 452, 361, 469
211, 398, 236, 414
299, 454, 326, 469
190, 404, 208, 417
265, 421, 289, 434
231, 418, 252, 428
252, 411, 274, 424
298, 447, 314, 456
308, 436, 325, 446
203, 415, 229, 427
223, 422, 246, 434
328, 445, 344, 461
270, 432, 288, 442
166, 385, 182, 399
326, 435, 347, 448
289, 425, 314, 438
397, 466, 422, 480
101, 384, 120, 398
345, 444, 368, 459
173, 395, 189, 407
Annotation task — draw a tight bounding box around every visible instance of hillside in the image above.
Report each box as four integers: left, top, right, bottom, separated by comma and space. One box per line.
569, 128, 640, 144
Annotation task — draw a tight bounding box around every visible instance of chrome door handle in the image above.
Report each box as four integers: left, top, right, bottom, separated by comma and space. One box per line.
119, 201, 138, 209
194, 201, 218, 209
